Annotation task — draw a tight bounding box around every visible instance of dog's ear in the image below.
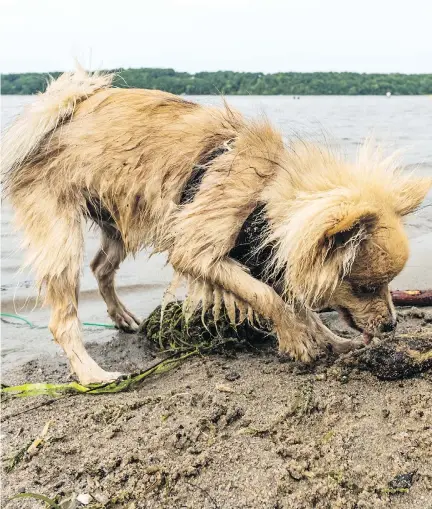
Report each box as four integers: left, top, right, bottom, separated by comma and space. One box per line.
392, 177, 431, 216
324, 203, 378, 246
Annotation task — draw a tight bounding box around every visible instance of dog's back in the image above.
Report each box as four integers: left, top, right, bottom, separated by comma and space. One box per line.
4, 69, 284, 260
4, 76, 259, 253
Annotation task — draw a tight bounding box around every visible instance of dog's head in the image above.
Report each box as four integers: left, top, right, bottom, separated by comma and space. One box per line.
325, 208, 410, 341
268, 148, 431, 340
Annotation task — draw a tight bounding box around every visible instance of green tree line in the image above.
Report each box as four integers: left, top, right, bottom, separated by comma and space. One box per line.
2, 68, 432, 95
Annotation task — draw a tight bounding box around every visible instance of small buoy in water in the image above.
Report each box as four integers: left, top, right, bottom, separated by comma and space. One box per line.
386, 91, 392, 97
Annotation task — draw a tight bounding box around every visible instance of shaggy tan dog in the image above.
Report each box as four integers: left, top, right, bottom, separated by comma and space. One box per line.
2, 70, 430, 384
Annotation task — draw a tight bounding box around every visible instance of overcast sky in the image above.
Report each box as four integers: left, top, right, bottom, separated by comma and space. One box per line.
1, 0, 431, 74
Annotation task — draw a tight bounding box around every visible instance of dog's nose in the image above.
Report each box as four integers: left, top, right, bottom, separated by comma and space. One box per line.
380, 319, 397, 333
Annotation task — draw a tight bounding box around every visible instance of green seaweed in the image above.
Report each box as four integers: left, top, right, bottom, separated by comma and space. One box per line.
9, 492, 60, 508
1, 352, 195, 398
1, 302, 270, 399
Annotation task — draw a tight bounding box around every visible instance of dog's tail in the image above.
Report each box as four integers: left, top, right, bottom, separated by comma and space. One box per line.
1, 64, 113, 187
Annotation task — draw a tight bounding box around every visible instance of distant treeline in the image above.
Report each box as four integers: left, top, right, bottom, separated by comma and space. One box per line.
2, 68, 432, 95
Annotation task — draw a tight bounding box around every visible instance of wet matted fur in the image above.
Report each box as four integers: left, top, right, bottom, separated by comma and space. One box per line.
2, 69, 431, 384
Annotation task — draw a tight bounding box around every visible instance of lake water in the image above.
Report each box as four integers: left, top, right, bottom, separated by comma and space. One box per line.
1, 95, 432, 369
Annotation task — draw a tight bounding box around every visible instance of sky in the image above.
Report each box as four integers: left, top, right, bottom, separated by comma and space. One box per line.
1, 0, 431, 74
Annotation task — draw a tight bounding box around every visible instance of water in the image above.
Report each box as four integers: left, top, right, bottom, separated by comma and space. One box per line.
2, 95, 432, 369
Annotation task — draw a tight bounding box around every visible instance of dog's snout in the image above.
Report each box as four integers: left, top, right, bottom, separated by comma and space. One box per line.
380, 319, 397, 333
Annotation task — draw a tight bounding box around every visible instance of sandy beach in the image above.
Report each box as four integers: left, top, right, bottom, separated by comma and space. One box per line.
2, 306, 432, 509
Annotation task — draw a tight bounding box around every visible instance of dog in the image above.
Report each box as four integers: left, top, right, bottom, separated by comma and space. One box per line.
2, 69, 430, 384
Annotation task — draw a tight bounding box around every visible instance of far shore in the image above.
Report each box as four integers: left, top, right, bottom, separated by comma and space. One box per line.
2, 68, 431, 96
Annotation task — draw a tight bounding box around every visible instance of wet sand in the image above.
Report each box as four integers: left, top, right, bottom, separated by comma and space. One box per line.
2, 307, 432, 509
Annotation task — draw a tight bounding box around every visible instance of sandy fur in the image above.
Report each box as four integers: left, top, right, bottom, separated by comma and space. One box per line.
2, 70, 431, 383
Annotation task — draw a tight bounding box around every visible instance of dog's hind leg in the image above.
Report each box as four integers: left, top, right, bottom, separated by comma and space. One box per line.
13, 190, 122, 384
90, 230, 140, 332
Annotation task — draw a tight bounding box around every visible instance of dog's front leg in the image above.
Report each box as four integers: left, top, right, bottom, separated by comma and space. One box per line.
172, 256, 323, 361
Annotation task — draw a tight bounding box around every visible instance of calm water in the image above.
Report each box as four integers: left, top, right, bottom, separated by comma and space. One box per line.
2, 95, 432, 368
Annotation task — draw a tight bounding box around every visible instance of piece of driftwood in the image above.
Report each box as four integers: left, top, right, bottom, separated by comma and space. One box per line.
391, 290, 432, 307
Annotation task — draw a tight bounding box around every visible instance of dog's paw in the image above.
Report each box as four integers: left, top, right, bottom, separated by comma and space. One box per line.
329, 336, 364, 354
110, 308, 141, 333
278, 332, 319, 363
78, 370, 124, 386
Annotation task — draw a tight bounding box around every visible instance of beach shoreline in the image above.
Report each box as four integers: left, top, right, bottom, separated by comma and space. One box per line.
2, 305, 432, 509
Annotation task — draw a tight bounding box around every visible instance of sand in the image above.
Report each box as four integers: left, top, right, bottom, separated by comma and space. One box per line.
1, 307, 432, 509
